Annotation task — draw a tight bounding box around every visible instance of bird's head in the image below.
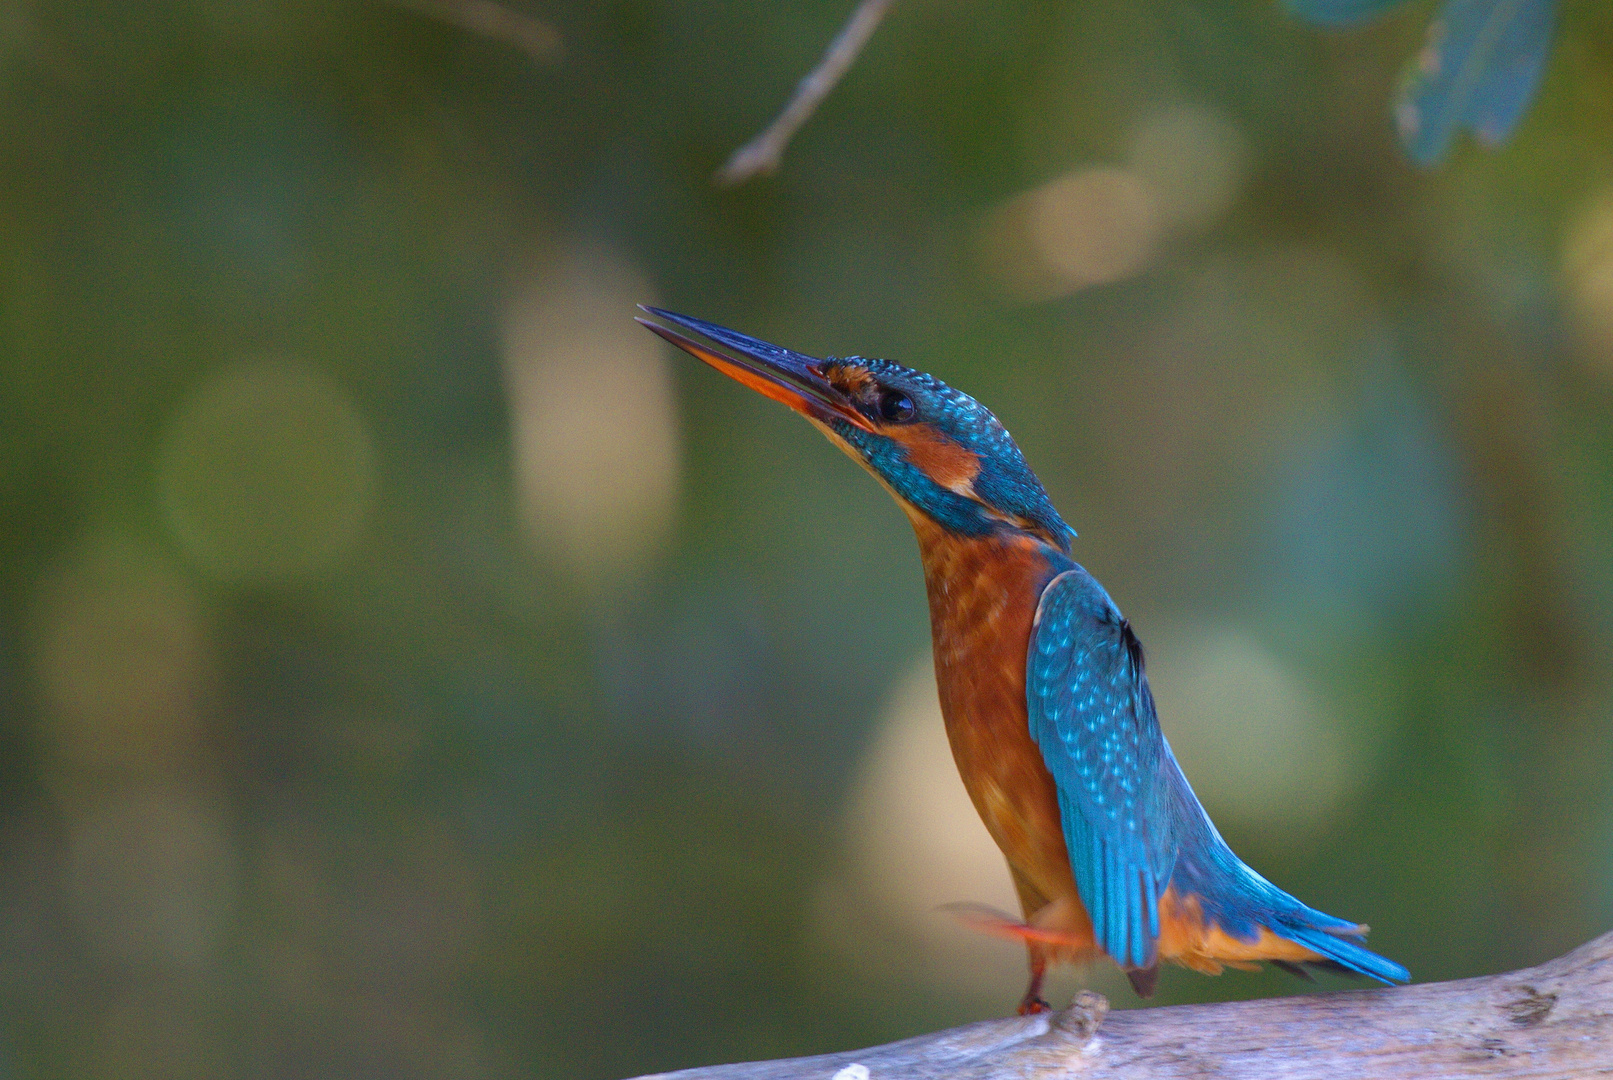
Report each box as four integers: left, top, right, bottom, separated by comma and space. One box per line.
639, 308, 1074, 552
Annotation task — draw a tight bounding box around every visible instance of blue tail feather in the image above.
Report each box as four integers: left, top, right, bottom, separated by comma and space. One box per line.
1178, 843, 1410, 984
1279, 923, 1410, 984
1164, 746, 1408, 985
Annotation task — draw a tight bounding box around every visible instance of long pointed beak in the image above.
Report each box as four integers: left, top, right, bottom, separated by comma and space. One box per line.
637, 307, 875, 432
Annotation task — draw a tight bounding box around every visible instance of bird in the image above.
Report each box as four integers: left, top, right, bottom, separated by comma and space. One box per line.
636, 307, 1410, 1012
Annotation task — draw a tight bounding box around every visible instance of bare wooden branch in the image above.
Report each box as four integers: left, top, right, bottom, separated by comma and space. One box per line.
384, 0, 562, 64
715, 0, 893, 187
634, 930, 1613, 1079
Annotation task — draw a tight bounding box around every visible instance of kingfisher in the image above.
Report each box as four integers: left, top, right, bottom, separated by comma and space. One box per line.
637, 307, 1409, 1012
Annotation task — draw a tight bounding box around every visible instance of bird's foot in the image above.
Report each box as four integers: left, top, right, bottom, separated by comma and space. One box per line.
1017, 993, 1051, 1016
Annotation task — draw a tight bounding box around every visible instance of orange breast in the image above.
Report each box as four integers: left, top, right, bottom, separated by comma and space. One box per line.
908, 518, 1094, 955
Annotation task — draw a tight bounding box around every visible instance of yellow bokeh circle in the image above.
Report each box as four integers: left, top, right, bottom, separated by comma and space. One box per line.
158, 358, 374, 583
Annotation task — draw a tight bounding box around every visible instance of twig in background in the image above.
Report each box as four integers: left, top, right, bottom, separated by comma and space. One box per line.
385, 0, 563, 64
715, 0, 893, 186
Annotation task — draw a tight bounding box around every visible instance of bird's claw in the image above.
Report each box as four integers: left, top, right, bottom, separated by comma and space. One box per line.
1017, 994, 1051, 1016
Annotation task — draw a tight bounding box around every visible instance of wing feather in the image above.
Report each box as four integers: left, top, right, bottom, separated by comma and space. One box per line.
1027, 567, 1175, 970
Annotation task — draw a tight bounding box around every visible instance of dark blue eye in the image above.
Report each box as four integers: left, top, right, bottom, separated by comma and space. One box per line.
879, 390, 916, 422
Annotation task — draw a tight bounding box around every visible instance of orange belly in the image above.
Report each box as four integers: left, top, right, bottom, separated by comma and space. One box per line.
909, 518, 1099, 960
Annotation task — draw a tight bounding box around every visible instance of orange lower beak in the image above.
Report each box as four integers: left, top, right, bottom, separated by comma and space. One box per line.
637, 307, 874, 433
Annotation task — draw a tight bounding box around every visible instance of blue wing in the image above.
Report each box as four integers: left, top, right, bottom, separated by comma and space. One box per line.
1282, 0, 1411, 28
1026, 566, 1175, 970
1395, 0, 1558, 165
1026, 566, 1412, 985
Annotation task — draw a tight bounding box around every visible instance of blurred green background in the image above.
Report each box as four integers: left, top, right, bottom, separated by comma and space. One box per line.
3, 0, 1613, 1076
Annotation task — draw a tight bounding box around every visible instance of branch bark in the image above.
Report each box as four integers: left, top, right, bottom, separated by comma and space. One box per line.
634, 930, 1613, 1079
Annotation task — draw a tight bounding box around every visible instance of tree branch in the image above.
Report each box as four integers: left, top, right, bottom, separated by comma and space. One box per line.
633, 930, 1613, 1079
714, 0, 893, 186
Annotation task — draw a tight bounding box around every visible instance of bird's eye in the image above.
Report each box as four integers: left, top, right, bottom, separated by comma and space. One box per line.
878, 390, 916, 423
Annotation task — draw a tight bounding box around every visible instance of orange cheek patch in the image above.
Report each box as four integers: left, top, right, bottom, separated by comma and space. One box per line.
890, 426, 981, 496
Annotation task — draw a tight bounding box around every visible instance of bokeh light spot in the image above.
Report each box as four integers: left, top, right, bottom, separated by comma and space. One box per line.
1125, 102, 1248, 233
1563, 190, 1613, 381
815, 656, 1027, 1000
1145, 621, 1365, 840
158, 358, 375, 583
67, 791, 238, 970
502, 244, 680, 590
32, 535, 210, 784
982, 166, 1161, 302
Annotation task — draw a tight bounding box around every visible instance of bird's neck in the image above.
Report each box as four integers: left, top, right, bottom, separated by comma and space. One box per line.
912, 512, 1063, 596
